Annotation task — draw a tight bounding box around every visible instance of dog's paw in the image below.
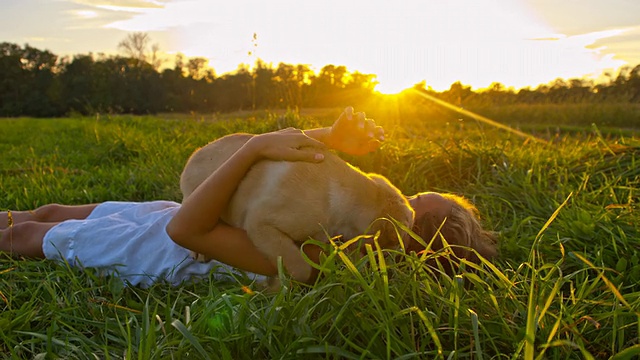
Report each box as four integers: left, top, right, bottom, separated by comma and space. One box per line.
286, 258, 314, 283
257, 277, 283, 293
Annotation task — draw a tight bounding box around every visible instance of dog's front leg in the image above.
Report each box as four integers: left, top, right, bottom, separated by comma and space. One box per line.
245, 222, 313, 284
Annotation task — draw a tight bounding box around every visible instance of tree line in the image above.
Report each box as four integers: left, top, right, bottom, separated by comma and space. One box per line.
1, 40, 639, 117
426, 68, 640, 109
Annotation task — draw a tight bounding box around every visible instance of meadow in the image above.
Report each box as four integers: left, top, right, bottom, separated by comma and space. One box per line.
1, 101, 639, 359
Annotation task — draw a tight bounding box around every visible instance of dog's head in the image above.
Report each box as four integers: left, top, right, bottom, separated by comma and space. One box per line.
367, 174, 415, 249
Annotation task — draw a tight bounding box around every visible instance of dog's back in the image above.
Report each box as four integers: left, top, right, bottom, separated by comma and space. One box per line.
180, 133, 252, 201
180, 133, 414, 282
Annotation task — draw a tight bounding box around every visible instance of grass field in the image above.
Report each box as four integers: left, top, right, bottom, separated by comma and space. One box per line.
1, 104, 639, 359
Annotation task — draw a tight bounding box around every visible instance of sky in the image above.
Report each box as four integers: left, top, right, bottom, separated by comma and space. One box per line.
1, 0, 639, 93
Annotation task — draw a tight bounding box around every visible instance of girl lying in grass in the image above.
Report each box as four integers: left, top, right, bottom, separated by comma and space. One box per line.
0, 108, 496, 288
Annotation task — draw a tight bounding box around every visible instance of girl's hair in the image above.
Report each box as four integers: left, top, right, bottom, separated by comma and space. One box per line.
408, 193, 497, 267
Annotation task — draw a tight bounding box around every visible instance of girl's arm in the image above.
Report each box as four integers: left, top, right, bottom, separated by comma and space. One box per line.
166, 129, 326, 277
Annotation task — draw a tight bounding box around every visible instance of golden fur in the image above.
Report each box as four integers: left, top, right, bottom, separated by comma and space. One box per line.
180, 133, 415, 283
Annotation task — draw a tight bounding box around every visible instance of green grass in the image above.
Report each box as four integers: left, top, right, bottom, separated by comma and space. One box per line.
1, 107, 639, 359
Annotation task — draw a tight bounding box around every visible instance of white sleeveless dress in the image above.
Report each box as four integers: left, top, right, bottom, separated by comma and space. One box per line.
42, 201, 264, 288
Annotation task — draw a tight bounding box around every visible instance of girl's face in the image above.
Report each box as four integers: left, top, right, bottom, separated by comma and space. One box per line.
406, 192, 453, 223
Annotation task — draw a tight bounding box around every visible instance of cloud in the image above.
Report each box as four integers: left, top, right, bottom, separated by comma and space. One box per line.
68, 9, 99, 19
591, 26, 640, 63
67, 0, 168, 9
57, 0, 171, 30
530, 37, 563, 41
525, 0, 640, 35
523, 0, 640, 65
62, 6, 136, 30
64, 0, 170, 25
25, 37, 72, 44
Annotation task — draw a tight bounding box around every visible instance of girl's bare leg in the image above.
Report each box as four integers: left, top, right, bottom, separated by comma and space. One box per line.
1, 204, 99, 258
0, 221, 58, 258
0, 203, 98, 229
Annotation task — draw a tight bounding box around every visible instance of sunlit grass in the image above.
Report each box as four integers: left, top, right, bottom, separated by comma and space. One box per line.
1, 108, 639, 358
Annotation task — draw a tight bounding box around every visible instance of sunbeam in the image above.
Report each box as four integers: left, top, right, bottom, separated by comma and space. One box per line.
409, 88, 548, 144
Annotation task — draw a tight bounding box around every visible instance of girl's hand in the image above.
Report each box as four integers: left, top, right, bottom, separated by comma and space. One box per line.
327, 107, 385, 155
247, 128, 327, 163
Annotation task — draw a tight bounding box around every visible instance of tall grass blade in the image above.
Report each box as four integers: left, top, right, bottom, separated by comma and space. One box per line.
171, 319, 212, 360
610, 344, 640, 360
571, 252, 635, 313
469, 309, 484, 360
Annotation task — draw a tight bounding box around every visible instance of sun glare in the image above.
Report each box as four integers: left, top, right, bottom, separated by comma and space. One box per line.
374, 76, 416, 95
102, 0, 632, 91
